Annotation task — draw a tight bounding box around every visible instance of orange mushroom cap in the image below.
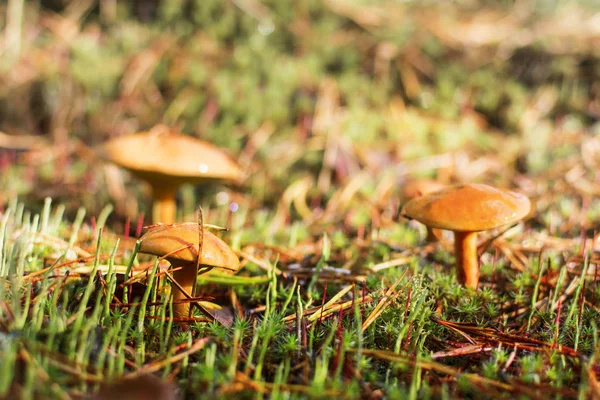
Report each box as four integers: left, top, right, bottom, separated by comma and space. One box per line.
99, 129, 244, 187
138, 222, 240, 271
401, 183, 531, 232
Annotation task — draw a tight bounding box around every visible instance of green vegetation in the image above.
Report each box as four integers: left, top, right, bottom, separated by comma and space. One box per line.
1, 0, 600, 398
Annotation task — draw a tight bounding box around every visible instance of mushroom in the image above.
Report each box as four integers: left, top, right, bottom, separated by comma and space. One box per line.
100, 126, 243, 224
401, 184, 530, 289
138, 222, 240, 317
401, 179, 446, 242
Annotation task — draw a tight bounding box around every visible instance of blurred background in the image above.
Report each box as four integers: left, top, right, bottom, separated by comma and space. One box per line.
0, 0, 599, 234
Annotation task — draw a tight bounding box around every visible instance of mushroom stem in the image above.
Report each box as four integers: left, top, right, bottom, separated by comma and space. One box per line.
170, 263, 197, 317
453, 231, 479, 289
151, 185, 179, 224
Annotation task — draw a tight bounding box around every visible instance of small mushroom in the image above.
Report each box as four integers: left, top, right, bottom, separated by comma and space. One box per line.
138, 222, 240, 317
401, 179, 446, 242
100, 126, 243, 224
401, 184, 530, 289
